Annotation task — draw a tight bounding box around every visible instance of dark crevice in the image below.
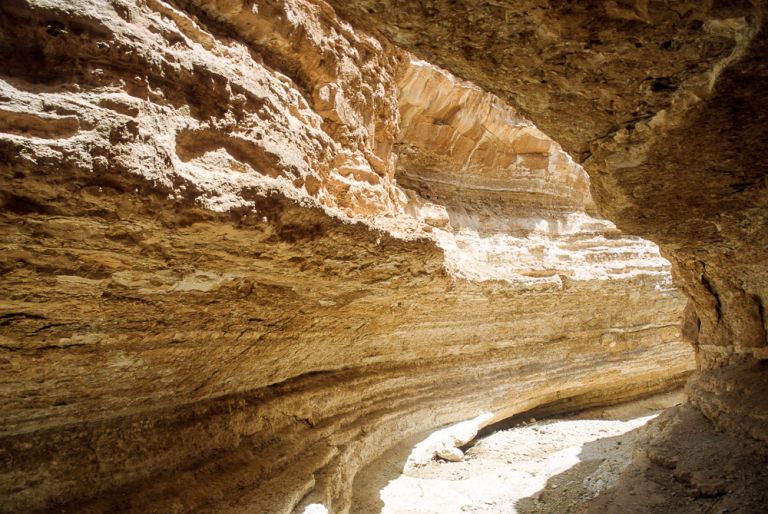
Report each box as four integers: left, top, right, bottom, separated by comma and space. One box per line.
752, 294, 767, 345
701, 273, 722, 320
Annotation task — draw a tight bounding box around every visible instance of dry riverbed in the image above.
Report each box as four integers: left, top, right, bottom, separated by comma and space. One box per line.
352, 390, 685, 513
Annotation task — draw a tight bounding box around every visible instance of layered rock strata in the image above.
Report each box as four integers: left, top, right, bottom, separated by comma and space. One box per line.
328, 0, 768, 407
326, 0, 768, 509
0, 1, 692, 512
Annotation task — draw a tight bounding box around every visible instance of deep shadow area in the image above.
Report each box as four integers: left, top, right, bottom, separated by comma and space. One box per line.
473, 387, 686, 445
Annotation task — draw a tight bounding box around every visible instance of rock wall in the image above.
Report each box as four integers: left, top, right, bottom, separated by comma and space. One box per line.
0, 1, 693, 512
328, 0, 768, 389
326, 0, 768, 509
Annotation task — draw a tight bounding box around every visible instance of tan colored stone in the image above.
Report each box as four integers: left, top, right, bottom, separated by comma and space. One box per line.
0, 1, 694, 512
326, 0, 768, 510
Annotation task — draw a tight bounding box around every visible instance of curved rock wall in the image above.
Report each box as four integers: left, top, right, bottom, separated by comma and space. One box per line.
326, 0, 768, 508
0, 1, 693, 512
395, 59, 670, 288
328, 0, 768, 385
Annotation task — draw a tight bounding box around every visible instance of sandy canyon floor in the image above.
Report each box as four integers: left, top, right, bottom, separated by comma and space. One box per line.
352, 391, 686, 514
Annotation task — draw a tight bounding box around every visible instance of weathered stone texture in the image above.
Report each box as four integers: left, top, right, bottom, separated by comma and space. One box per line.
0, 1, 694, 512
326, 0, 768, 509
327, 0, 768, 368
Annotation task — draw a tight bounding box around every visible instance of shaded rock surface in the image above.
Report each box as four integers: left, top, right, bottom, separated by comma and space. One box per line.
584, 401, 768, 514
0, 1, 695, 512
327, 0, 768, 396
324, 0, 768, 510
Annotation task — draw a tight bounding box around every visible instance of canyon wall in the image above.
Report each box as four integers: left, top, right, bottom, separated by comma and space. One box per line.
329, 0, 768, 391
0, 1, 693, 512
327, 0, 768, 509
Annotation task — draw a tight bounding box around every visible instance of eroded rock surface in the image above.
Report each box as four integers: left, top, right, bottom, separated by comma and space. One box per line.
326, 0, 768, 510
328, 0, 768, 393
0, 1, 693, 512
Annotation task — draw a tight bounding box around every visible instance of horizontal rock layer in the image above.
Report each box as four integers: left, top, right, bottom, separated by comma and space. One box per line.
326, 0, 768, 509
327, 0, 768, 386
0, 0, 693, 512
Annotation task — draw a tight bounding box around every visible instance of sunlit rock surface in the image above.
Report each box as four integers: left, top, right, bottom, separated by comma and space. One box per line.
327, 0, 768, 510
0, 1, 692, 512
396, 60, 673, 287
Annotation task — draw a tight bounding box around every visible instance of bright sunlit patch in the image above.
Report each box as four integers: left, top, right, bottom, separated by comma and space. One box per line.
301, 503, 328, 514
376, 411, 662, 514
406, 412, 495, 467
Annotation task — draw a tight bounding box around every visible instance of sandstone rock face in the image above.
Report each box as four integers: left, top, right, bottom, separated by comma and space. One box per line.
395, 59, 669, 289
328, 0, 768, 384
0, 1, 692, 512
326, 0, 768, 508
